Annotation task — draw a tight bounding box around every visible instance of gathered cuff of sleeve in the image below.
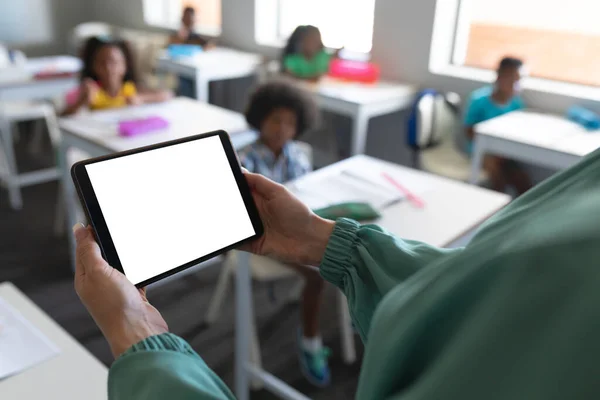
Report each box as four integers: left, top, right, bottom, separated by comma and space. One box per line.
120, 332, 199, 359
320, 218, 361, 288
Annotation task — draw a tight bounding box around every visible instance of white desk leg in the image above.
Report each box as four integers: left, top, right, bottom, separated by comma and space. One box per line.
57, 136, 77, 270
194, 70, 210, 103
0, 120, 23, 209
337, 290, 357, 364
235, 252, 252, 400
351, 109, 369, 156
469, 135, 485, 185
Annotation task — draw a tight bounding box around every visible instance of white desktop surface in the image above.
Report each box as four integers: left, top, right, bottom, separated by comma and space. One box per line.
306, 77, 417, 107
299, 77, 417, 155
156, 47, 263, 102
0, 282, 108, 400
0, 56, 81, 101
470, 111, 600, 183
158, 48, 262, 74
59, 97, 249, 153
292, 155, 510, 246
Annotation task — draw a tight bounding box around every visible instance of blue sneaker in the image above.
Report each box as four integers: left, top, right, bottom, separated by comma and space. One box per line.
298, 337, 332, 387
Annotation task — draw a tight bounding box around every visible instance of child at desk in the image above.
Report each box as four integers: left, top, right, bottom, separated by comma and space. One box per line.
237, 81, 331, 387
465, 57, 532, 195
168, 6, 215, 98
168, 6, 215, 48
282, 25, 335, 81
63, 37, 172, 116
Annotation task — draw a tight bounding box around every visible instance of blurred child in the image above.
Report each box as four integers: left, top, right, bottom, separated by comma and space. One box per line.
465, 57, 532, 195
168, 6, 215, 48
282, 25, 333, 81
169, 7, 214, 98
238, 80, 331, 387
63, 37, 172, 115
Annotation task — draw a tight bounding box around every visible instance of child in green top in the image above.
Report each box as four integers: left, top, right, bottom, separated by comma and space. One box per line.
282, 25, 332, 80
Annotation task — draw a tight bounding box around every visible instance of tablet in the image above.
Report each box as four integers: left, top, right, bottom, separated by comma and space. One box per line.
71, 130, 263, 287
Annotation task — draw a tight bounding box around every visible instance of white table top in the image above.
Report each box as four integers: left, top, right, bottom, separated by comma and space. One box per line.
157, 47, 263, 77
475, 111, 600, 157
0, 56, 81, 87
59, 97, 249, 153
0, 282, 108, 399
301, 76, 417, 106
290, 156, 510, 247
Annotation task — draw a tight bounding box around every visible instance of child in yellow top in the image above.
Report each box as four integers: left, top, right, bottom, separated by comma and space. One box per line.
63, 37, 172, 115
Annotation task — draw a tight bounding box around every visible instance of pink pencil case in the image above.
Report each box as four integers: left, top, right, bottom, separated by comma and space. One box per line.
118, 116, 169, 137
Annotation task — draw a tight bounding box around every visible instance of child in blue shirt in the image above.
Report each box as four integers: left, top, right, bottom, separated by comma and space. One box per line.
238, 80, 331, 387
465, 57, 532, 195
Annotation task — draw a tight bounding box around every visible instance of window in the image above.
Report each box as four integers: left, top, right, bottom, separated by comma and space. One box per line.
143, 0, 221, 36
450, 0, 600, 87
255, 0, 376, 53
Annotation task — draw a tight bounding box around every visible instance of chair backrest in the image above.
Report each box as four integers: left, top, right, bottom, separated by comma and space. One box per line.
0, 45, 27, 69
294, 140, 314, 165
116, 28, 169, 88
407, 89, 461, 151
70, 22, 113, 55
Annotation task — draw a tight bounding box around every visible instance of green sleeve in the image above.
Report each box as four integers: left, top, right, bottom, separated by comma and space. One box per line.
108, 333, 235, 400
320, 218, 462, 342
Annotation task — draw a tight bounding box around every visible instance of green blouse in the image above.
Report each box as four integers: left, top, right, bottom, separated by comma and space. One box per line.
109, 148, 600, 399
284, 50, 332, 79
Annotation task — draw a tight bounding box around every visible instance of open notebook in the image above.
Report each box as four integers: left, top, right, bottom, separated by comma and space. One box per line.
292, 162, 430, 211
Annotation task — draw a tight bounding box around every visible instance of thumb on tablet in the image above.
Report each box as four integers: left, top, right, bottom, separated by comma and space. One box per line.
244, 171, 282, 199
73, 223, 108, 276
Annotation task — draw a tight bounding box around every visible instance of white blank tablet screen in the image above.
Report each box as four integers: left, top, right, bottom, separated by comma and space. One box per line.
85, 136, 256, 285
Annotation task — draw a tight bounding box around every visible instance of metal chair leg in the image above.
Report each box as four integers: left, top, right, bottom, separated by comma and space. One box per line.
0, 120, 23, 209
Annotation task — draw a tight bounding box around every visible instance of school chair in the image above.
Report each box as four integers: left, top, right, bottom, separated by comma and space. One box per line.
0, 101, 61, 209
69, 22, 113, 55
204, 141, 357, 372
204, 253, 357, 371
407, 89, 487, 183
116, 28, 177, 91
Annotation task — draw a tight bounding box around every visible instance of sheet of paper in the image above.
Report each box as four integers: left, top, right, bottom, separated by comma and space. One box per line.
343, 161, 432, 198
294, 172, 401, 210
0, 296, 59, 379
293, 160, 431, 210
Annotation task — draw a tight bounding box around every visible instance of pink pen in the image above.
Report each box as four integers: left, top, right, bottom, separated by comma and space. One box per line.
381, 171, 425, 209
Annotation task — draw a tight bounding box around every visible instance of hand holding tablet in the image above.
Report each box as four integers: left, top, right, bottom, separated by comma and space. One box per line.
71, 130, 263, 287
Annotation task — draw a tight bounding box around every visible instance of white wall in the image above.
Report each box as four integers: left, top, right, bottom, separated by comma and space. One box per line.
0, 0, 91, 56
0, 0, 54, 46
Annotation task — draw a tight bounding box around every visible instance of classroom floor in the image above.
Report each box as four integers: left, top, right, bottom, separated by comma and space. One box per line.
0, 137, 363, 399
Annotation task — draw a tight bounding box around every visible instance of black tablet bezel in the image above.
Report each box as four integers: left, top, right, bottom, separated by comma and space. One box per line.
71, 130, 264, 288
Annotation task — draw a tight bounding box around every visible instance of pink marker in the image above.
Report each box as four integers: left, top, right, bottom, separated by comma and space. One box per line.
381, 171, 425, 209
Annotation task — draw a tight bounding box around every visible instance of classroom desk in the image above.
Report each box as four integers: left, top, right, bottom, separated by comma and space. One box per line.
301, 77, 418, 155
469, 111, 600, 184
155, 47, 263, 102
58, 97, 252, 266
0, 282, 108, 399
0, 56, 81, 101
234, 155, 511, 400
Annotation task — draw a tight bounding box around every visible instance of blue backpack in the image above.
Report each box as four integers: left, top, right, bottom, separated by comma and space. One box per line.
406, 89, 461, 167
